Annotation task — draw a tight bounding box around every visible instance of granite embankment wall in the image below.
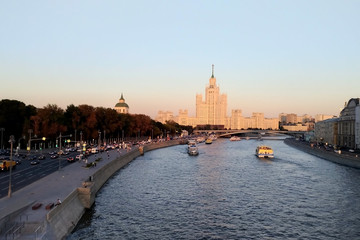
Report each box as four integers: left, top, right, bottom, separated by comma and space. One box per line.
44, 140, 181, 239
284, 138, 360, 169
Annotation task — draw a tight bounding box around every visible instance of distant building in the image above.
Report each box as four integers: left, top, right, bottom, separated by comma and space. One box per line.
314, 98, 360, 150
155, 111, 174, 123
114, 93, 129, 114
195, 65, 227, 126
314, 118, 339, 146
338, 98, 360, 149
282, 124, 308, 132
315, 114, 336, 123
155, 65, 278, 130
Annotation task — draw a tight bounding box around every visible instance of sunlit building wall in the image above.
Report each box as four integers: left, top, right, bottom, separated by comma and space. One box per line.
155, 111, 174, 124
314, 118, 338, 145
196, 65, 227, 126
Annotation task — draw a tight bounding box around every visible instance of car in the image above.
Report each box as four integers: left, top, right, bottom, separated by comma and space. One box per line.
67, 157, 75, 163
50, 155, 58, 159
27, 156, 37, 161
31, 160, 40, 165
75, 154, 83, 160
38, 155, 46, 160
16, 160, 22, 165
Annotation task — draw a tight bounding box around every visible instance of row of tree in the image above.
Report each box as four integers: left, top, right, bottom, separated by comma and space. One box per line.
0, 99, 193, 149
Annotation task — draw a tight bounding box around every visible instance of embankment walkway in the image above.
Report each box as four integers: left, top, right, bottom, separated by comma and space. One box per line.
0, 140, 181, 240
284, 138, 360, 169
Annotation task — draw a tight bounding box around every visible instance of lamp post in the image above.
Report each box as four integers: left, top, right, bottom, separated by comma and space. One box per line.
74, 129, 77, 148
8, 135, 15, 197
27, 129, 33, 155
0, 128, 4, 150
98, 131, 101, 151
80, 131, 83, 146
58, 133, 72, 170
40, 137, 46, 155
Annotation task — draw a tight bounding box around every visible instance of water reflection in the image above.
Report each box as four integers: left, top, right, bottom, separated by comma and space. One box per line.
69, 139, 360, 240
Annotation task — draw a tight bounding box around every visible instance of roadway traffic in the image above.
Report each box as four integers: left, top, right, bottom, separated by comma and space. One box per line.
0, 148, 84, 198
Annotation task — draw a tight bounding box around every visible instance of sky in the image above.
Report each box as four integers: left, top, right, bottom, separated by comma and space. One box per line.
1, 0, 359, 119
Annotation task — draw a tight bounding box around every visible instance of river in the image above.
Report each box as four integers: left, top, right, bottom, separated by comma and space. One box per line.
68, 138, 360, 239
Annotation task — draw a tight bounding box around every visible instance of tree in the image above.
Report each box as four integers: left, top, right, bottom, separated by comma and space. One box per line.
0, 99, 36, 148
32, 104, 66, 139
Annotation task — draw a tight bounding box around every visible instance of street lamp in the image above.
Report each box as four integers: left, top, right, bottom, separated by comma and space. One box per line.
57, 133, 72, 170
40, 137, 46, 155
27, 129, 33, 155
8, 135, 15, 197
98, 131, 101, 151
0, 128, 4, 150
80, 131, 83, 146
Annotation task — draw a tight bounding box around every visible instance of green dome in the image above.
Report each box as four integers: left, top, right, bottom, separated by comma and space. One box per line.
115, 102, 129, 108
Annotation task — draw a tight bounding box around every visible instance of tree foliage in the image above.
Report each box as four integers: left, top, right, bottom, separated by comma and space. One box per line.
0, 100, 192, 148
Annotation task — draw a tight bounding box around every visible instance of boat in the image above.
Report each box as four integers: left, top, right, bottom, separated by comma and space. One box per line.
196, 137, 205, 143
205, 138, 212, 144
230, 136, 241, 141
188, 144, 199, 156
255, 145, 274, 158
209, 134, 217, 141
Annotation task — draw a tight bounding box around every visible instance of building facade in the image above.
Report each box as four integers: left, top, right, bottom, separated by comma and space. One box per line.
195, 65, 227, 126
338, 98, 360, 149
314, 98, 360, 150
314, 118, 338, 146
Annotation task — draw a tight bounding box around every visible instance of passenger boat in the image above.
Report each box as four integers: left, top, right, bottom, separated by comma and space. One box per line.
209, 134, 217, 141
255, 145, 274, 158
188, 144, 199, 156
230, 136, 241, 141
205, 138, 212, 144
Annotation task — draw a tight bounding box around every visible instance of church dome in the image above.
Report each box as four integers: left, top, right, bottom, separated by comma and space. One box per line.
115, 102, 129, 108
114, 93, 129, 113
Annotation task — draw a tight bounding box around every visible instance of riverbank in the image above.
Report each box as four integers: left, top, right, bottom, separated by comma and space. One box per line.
284, 138, 360, 169
0, 140, 182, 240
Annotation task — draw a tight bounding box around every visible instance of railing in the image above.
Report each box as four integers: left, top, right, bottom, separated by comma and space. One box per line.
3, 222, 24, 240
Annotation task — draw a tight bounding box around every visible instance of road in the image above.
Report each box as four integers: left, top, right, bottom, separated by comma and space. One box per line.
0, 150, 80, 198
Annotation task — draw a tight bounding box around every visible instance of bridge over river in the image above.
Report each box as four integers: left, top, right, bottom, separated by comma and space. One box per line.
193, 129, 306, 138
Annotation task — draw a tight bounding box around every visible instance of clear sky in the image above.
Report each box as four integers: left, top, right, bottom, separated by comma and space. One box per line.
1, 0, 359, 118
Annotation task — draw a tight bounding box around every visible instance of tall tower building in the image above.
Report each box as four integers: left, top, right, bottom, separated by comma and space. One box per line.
196, 65, 227, 126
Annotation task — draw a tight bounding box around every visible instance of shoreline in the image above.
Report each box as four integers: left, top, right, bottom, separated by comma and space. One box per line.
284, 138, 360, 169
0, 140, 182, 240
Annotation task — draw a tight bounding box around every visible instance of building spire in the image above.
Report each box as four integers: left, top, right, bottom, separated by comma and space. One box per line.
211, 64, 214, 78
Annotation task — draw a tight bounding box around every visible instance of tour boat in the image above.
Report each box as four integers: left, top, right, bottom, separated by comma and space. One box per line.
255, 145, 274, 158
209, 135, 217, 141
230, 136, 241, 141
188, 144, 199, 156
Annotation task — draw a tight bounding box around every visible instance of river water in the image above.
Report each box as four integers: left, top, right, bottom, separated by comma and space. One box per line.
68, 138, 360, 240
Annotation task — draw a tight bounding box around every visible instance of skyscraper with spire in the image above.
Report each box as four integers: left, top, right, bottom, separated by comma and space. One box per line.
196, 65, 228, 126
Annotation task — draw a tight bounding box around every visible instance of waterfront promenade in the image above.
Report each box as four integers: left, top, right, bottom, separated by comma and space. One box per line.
0, 146, 139, 239
285, 138, 360, 169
